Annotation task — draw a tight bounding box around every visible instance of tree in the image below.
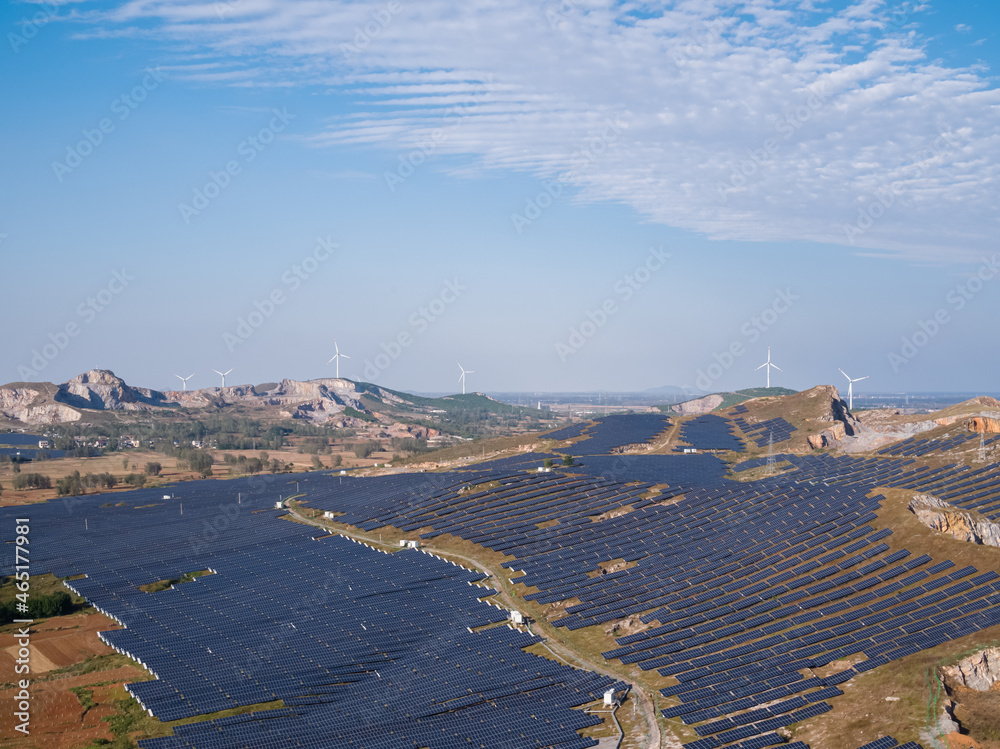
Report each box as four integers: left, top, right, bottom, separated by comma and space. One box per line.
56, 471, 83, 496
145, 462, 162, 476
13, 473, 52, 490
543, 458, 553, 468
562, 455, 574, 466
332, 454, 342, 468
124, 473, 146, 487
122, 457, 129, 470
311, 455, 324, 470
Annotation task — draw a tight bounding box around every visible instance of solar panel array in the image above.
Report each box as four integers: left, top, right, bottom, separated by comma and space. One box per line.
1, 476, 620, 749
877, 432, 996, 457
561, 414, 670, 456
735, 452, 1000, 523
0, 446, 67, 459
0, 432, 46, 445
543, 422, 592, 441
302, 465, 999, 747
679, 415, 745, 452
565, 454, 727, 485
6, 408, 996, 748
733, 417, 798, 447
300, 466, 998, 748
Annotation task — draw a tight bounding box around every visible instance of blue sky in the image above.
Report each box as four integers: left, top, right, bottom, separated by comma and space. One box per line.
2, 0, 999, 396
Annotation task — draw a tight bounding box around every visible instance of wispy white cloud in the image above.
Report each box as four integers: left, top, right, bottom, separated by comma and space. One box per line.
84, 0, 999, 261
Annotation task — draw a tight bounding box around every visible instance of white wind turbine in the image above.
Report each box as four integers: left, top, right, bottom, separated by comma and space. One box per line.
838, 368, 869, 410
457, 363, 474, 395
213, 368, 233, 387
327, 342, 351, 379
755, 347, 782, 388
175, 373, 194, 391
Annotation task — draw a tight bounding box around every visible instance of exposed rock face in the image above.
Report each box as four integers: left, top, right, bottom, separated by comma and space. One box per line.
670, 394, 724, 415
968, 416, 1000, 434
943, 647, 1000, 692
56, 369, 168, 411
909, 495, 1000, 548
0, 387, 82, 425
808, 422, 847, 449
826, 387, 863, 436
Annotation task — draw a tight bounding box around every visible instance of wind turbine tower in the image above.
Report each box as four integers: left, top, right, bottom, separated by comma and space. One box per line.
458, 363, 474, 395
838, 369, 869, 411
175, 374, 194, 391
213, 368, 233, 387
755, 347, 782, 389
328, 342, 351, 379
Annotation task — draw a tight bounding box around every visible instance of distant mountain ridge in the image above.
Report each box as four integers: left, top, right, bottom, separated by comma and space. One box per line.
0, 369, 541, 428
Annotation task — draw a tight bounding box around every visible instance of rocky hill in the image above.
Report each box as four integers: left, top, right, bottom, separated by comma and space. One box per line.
0, 370, 542, 429
0, 370, 383, 426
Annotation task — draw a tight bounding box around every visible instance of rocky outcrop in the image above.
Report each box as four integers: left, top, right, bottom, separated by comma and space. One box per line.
808, 421, 847, 449
0, 387, 82, 425
968, 416, 1000, 434
826, 386, 863, 436
909, 495, 1000, 548
943, 647, 1000, 692
56, 369, 168, 411
670, 394, 724, 415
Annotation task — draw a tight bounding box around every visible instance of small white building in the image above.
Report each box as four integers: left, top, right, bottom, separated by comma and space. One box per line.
603, 688, 616, 707
510, 611, 525, 625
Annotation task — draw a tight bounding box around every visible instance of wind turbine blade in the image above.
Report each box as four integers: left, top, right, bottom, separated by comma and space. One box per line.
771, 364, 783, 372
755, 362, 767, 370
341, 354, 351, 360
856, 376, 869, 382
327, 355, 337, 364
838, 368, 850, 380
186, 374, 194, 380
